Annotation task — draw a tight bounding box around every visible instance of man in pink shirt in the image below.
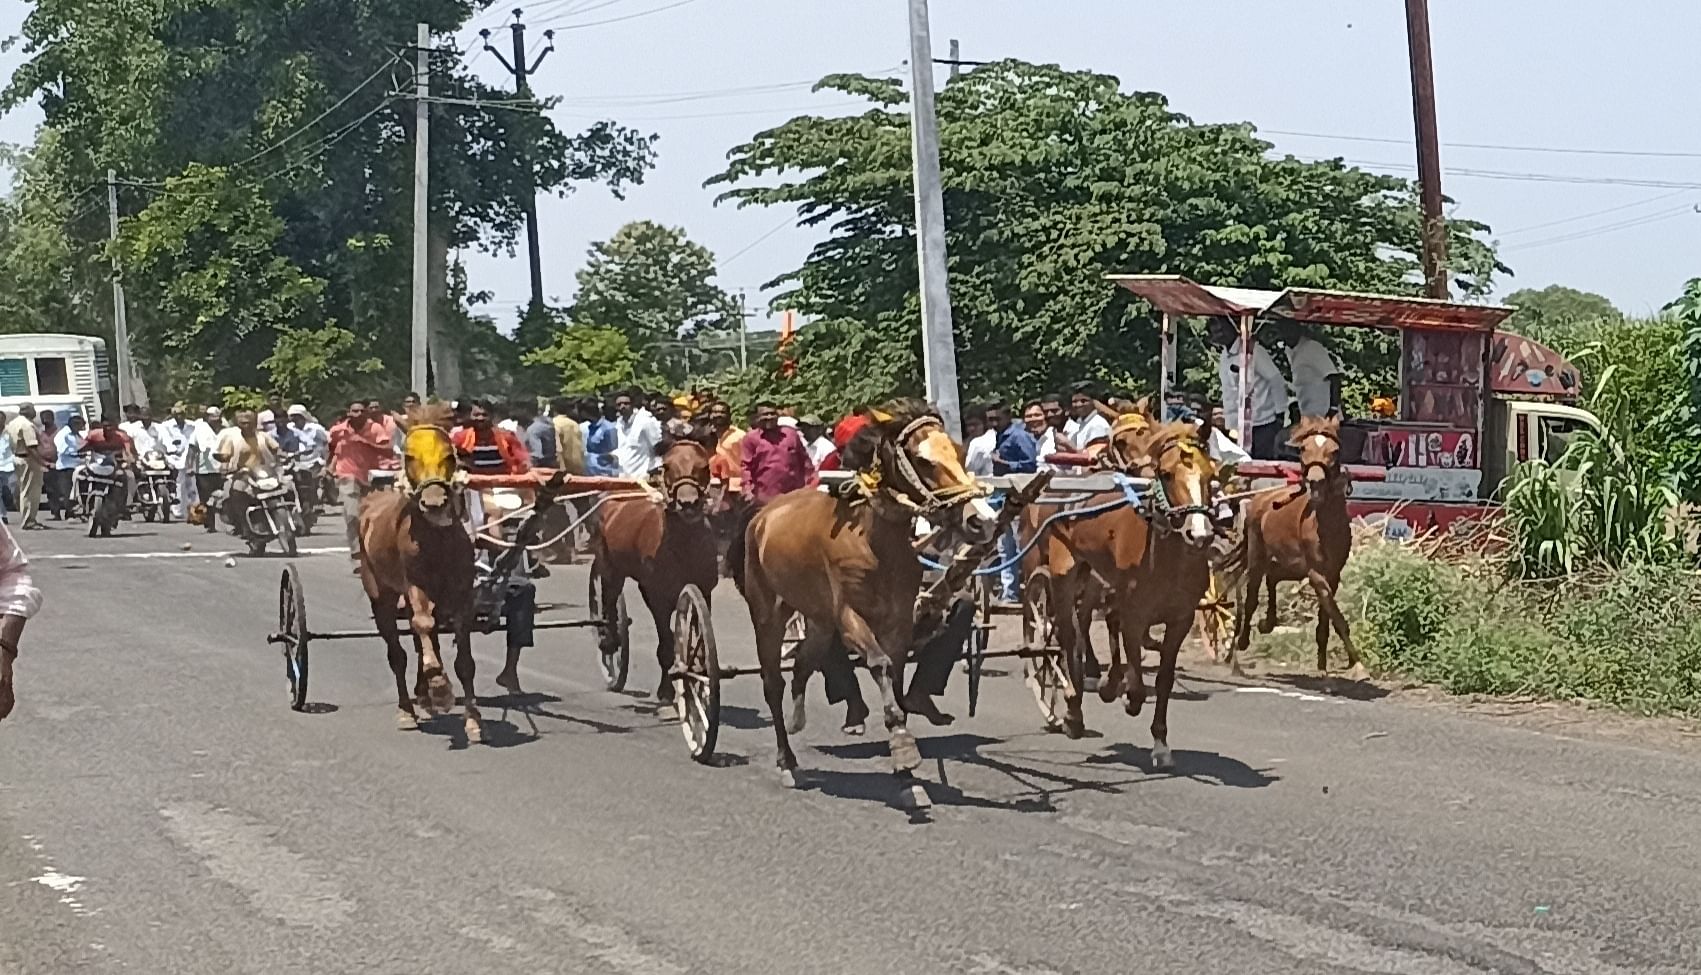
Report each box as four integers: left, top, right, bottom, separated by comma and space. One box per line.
328, 399, 394, 568
740, 401, 813, 506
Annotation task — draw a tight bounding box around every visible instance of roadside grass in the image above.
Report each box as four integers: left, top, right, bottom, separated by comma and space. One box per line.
1235, 534, 1701, 717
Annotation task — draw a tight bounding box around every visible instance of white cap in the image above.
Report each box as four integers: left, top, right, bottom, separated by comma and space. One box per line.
777, 416, 798, 428
257, 409, 275, 425
205, 406, 222, 417
287, 404, 308, 417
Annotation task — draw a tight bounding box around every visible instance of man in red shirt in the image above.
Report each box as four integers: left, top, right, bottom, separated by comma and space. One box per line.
740, 401, 812, 506
81, 418, 135, 460
328, 400, 393, 568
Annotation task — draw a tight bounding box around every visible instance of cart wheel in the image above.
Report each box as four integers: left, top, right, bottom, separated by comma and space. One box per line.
142, 504, 157, 523
278, 564, 309, 711
587, 569, 630, 691
966, 613, 989, 719
672, 585, 720, 762
1196, 570, 1233, 663
1021, 568, 1070, 731
781, 611, 806, 660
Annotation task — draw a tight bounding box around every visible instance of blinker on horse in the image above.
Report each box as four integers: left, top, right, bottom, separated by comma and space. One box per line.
357, 403, 485, 743
730, 399, 993, 809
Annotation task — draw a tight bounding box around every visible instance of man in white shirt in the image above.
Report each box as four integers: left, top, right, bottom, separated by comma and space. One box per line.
188, 406, 226, 532
1279, 323, 1342, 420
156, 402, 196, 518
611, 386, 663, 478
798, 415, 836, 469
961, 404, 996, 477
1063, 386, 1112, 451
119, 403, 159, 455
1210, 318, 1290, 460
286, 404, 330, 465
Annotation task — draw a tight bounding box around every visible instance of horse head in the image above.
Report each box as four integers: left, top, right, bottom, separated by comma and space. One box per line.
1101, 409, 1156, 475
1137, 422, 1217, 549
659, 420, 714, 521
402, 402, 462, 528
863, 399, 997, 544
1290, 415, 1345, 494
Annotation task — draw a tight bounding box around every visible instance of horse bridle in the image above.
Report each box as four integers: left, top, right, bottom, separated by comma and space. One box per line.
661, 440, 711, 512
1142, 439, 1215, 533
878, 416, 986, 515
402, 423, 463, 512
1296, 426, 1347, 496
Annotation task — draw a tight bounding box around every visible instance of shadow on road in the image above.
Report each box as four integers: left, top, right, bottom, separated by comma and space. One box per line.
481, 691, 636, 737
1268, 673, 1391, 701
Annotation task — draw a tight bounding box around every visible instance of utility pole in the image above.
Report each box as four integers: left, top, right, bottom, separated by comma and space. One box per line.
906, 0, 962, 436
105, 169, 136, 410
948, 38, 960, 79
410, 22, 431, 396
736, 292, 749, 371
1404, 0, 1449, 299
482, 10, 555, 311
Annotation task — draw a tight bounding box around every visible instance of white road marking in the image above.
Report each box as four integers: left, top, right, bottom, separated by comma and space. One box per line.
1234, 686, 1341, 704
515, 887, 685, 975
1061, 815, 1186, 849
16, 836, 95, 917
160, 803, 354, 928
35, 546, 348, 561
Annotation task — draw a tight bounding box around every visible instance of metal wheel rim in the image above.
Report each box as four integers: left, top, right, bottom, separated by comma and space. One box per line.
673, 588, 718, 759
279, 566, 308, 710
1022, 573, 1066, 729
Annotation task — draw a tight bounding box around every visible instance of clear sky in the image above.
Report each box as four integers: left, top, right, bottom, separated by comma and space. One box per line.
5, 0, 1699, 329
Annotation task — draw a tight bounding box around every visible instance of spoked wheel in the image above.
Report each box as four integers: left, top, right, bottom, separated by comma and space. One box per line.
277, 517, 299, 558
587, 568, 630, 691
1196, 570, 1233, 663
1021, 569, 1073, 732
277, 564, 309, 711
672, 584, 721, 762
781, 611, 807, 660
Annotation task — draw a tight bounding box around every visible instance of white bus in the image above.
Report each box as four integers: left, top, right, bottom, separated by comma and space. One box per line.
0, 333, 111, 425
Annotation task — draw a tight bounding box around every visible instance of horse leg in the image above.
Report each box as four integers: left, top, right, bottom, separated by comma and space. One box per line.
1228, 559, 1264, 677
642, 583, 677, 704
1258, 574, 1279, 634
1312, 569, 1365, 680
839, 607, 928, 809
747, 575, 798, 783
594, 559, 623, 658
1149, 617, 1189, 772
408, 585, 453, 715
1051, 568, 1088, 738
453, 617, 483, 744
372, 596, 418, 730
1117, 590, 1149, 717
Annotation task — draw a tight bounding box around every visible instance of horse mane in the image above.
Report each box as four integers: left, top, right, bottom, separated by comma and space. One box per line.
1141, 421, 1208, 460
1290, 415, 1342, 443
407, 402, 456, 430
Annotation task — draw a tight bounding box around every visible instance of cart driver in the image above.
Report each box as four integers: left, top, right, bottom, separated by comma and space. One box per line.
1209, 317, 1290, 459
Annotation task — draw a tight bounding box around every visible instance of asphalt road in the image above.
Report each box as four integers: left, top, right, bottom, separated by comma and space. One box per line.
4, 514, 1701, 974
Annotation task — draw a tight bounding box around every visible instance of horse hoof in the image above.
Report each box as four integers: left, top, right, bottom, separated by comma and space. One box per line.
842, 722, 865, 737
1125, 696, 1145, 718
1082, 676, 1100, 694
466, 722, 484, 745
777, 767, 798, 789
1097, 674, 1123, 704
396, 711, 419, 731
1151, 742, 1175, 771
889, 730, 922, 772
1257, 619, 1276, 635
1063, 715, 1086, 740
656, 680, 676, 705
428, 676, 454, 715
894, 782, 932, 811
495, 671, 523, 695
1344, 663, 1370, 682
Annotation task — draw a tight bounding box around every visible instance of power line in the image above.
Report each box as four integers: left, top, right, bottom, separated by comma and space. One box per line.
719, 212, 797, 268
1266, 127, 1701, 161
1304, 155, 1701, 191
556, 65, 904, 107
537, 0, 705, 30
223, 52, 403, 170
1497, 189, 1695, 237
1499, 205, 1699, 253
554, 100, 871, 122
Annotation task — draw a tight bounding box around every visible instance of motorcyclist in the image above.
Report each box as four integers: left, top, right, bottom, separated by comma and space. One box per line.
80, 418, 137, 527
213, 409, 280, 539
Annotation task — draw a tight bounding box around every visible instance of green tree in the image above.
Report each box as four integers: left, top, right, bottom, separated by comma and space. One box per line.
565, 220, 739, 385
709, 62, 1505, 413
1504, 284, 1619, 332
262, 324, 386, 408
2, 0, 656, 397
524, 325, 648, 395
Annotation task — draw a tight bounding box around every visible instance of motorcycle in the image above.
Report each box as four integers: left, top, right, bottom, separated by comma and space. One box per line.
281, 450, 322, 534
132, 449, 176, 523
73, 454, 125, 538
220, 464, 304, 557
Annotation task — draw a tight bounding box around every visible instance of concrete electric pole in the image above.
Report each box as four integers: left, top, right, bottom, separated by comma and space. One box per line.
410, 22, 431, 396
905, 0, 962, 436
1404, 0, 1449, 300
482, 10, 555, 311
105, 168, 136, 410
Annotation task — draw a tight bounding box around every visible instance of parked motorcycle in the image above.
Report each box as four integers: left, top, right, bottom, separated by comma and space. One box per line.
73, 454, 125, 538
132, 449, 176, 523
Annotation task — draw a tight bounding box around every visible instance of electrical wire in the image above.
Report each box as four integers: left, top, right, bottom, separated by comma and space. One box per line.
719, 212, 797, 268
1497, 189, 1695, 237
1265, 128, 1701, 161
536, 0, 704, 30
1499, 205, 1699, 253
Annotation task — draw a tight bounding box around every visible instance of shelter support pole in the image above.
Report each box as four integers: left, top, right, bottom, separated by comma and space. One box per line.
1158, 311, 1175, 413
1238, 312, 1254, 448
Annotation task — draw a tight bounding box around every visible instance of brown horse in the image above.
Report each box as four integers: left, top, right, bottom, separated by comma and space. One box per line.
1038, 422, 1217, 769
357, 404, 484, 741
592, 428, 718, 701
730, 399, 996, 808
1225, 416, 1364, 679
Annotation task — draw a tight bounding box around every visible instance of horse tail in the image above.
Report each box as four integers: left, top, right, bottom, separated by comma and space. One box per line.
1214, 527, 1250, 596
724, 500, 758, 595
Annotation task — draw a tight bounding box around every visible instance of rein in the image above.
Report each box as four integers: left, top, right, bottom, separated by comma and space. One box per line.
857, 416, 985, 516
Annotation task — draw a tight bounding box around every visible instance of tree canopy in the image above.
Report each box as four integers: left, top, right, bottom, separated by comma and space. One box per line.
708, 61, 1507, 415
1504, 284, 1620, 332
1, 0, 656, 404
